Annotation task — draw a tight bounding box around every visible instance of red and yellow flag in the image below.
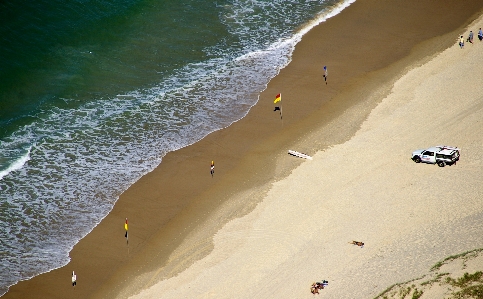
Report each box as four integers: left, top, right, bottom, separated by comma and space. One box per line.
274, 93, 281, 104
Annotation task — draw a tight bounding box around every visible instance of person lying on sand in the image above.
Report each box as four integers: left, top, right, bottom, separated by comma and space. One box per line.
349, 240, 364, 248
311, 282, 319, 294
316, 280, 328, 288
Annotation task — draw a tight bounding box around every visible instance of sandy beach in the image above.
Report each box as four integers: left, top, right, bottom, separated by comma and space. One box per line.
4, 1, 483, 298
127, 11, 483, 299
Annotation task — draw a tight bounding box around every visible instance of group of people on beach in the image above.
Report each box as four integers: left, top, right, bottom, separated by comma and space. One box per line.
310, 241, 364, 294
310, 280, 329, 294
459, 28, 483, 48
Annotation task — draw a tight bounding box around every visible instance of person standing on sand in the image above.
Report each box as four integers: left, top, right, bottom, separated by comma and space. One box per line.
210, 161, 215, 177
478, 28, 483, 41
124, 218, 128, 243
72, 271, 77, 287
459, 35, 465, 48
323, 65, 328, 84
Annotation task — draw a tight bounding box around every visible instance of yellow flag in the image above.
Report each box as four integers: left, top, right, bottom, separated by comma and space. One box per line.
274, 93, 281, 104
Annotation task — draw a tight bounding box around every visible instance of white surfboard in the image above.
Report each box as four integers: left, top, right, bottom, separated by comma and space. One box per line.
288, 150, 312, 160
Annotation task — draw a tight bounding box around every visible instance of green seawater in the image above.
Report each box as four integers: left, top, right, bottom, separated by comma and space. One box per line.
0, 0, 227, 138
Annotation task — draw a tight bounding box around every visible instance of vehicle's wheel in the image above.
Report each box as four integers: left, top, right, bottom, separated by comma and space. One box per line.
437, 161, 445, 167
413, 156, 421, 163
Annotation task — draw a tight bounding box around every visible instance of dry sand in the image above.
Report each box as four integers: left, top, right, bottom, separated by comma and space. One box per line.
375, 248, 483, 298
128, 13, 483, 299
3, 1, 483, 299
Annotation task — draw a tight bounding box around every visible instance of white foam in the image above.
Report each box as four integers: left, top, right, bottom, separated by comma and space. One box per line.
0, 146, 32, 181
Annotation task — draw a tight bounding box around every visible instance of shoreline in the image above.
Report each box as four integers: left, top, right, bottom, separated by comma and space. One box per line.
4, 1, 483, 298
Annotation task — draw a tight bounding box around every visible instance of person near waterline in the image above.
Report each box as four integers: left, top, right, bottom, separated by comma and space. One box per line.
210, 160, 215, 177
72, 271, 77, 287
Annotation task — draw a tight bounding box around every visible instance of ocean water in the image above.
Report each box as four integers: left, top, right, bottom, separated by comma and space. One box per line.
0, 0, 354, 295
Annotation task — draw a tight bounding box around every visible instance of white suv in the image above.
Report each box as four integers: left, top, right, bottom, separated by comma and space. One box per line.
411, 146, 460, 167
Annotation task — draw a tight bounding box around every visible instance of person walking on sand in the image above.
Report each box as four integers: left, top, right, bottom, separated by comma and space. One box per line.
323, 65, 328, 84
72, 271, 77, 287
459, 35, 465, 48
478, 28, 483, 42
210, 161, 215, 177
468, 31, 474, 44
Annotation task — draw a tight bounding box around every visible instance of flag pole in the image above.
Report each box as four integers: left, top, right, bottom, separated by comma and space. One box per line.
280, 93, 283, 119
274, 93, 283, 125
280, 93, 283, 127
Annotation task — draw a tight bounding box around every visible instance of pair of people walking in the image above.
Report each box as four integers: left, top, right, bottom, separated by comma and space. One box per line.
467, 29, 483, 43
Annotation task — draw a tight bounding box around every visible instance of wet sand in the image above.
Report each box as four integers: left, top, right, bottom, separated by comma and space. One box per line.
3, 0, 483, 298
